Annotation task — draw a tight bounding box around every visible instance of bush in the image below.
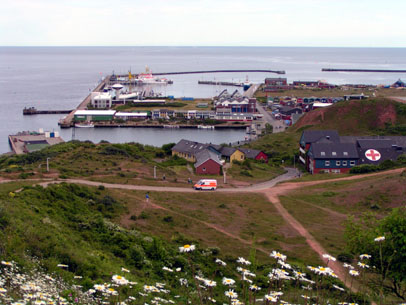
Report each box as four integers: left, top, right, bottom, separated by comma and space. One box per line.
163, 216, 173, 223
350, 164, 379, 174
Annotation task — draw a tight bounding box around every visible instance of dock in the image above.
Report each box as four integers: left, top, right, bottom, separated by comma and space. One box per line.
23, 107, 73, 115
9, 131, 64, 154
59, 76, 109, 128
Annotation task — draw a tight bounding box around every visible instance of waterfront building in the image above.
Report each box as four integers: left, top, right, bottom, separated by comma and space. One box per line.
115, 112, 149, 121
91, 93, 113, 108
74, 110, 116, 122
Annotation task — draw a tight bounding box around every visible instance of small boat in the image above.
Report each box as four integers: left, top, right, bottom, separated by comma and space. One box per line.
197, 125, 215, 129
163, 125, 180, 128
75, 123, 94, 128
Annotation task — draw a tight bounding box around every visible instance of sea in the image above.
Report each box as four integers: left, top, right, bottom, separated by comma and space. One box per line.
1, 46, 406, 154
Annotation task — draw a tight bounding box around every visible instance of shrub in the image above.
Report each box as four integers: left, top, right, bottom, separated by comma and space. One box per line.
162, 216, 173, 223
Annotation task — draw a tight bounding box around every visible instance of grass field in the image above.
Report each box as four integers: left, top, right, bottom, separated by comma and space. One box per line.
279, 170, 406, 259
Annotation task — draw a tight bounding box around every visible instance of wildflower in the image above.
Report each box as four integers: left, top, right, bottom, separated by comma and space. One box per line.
121, 267, 130, 273
176, 267, 181, 272
57, 264, 68, 268
264, 294, 278, 302
222, 277, 235, 286
301, 295, 311, 299
333, 284, 345, 292
94, 284, 105, 292
112, 275, 129, 285
249, 284, 261, 291
236, 257, 251, 265
0, 287, 7, 293
106, 287, 118, 295
179, 278, 188, 286
277, 260, 292, 270
343, 263, 354, 269
215, 258, 226, 266
270, 251, 287, 261
204, 280, 217, 287
224, 289, 238, 299
357, 262, 370, 269
374, 236, 385, 242
349, 270, 359, 276
162, 266, 173, 272
179, 244, 196, 252
1, 261, 13, 267
322, 253, 336, 262
359, 254, 371, 260
294, 271, 306, 279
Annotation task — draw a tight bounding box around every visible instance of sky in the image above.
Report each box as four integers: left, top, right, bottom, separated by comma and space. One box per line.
1, 0, 405, 47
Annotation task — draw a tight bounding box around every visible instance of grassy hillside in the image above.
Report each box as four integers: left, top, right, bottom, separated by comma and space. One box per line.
0, 141, 283, 187
291, 98, 406, 135
1, 181, 362, 305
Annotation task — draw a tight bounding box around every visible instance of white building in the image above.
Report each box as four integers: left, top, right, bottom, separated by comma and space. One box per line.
91, 92, 113, 109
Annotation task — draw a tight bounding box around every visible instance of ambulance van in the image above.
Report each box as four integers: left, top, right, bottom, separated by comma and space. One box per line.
194, 179, 217, 191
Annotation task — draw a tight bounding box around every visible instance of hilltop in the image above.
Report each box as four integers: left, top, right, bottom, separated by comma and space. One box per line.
291, 98, 406, 135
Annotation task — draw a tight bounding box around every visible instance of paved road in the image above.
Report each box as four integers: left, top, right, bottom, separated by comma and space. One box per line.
256, 102, 285, 133
243, 83, 285, 133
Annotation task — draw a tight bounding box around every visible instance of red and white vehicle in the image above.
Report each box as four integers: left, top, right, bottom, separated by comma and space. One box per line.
194, 179, 217, 191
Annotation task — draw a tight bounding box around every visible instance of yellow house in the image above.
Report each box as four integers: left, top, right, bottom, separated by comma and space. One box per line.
230, 149, 245, 164
220, 147, 245, 166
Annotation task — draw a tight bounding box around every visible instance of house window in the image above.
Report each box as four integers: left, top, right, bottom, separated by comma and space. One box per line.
343, 161, 348, 166
325, 161, 330, 166
203, 167, 206, 172
350, 161, 356, 166
241, 155, 244, 160
332, 152, 337, 156
336, 161, 341, 166
343, 152, 348, 156
321, 152, 326, 156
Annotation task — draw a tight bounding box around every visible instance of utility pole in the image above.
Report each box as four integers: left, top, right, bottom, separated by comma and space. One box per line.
223, 169, 227, 184
46, 158, 50, 172
154, 166, 156, 179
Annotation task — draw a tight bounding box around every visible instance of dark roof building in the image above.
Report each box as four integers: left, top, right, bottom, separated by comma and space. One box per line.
194, 150, 223, 175
300, 130, 406, 174
238, 148, 268, 162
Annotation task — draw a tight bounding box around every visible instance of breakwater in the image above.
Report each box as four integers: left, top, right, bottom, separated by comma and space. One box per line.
23, 107, 73, 115
124, 69, 286, 76
322, 68, 406, 73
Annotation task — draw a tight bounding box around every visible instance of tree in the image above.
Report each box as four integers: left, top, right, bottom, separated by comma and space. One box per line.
345, 208, 406, 301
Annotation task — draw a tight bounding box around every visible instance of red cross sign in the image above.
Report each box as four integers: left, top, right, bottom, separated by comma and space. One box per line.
365, 149, 381, 161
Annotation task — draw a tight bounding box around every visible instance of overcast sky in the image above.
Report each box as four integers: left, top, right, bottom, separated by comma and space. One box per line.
1, 0, 405, 47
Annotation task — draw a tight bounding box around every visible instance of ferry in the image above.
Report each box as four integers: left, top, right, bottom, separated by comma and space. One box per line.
136, 67, 173, 85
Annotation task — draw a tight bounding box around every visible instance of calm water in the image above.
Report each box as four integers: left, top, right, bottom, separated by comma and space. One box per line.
1, 46, 406, 153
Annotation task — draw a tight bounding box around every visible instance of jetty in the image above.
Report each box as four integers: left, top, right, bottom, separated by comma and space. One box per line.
322, 68, 406, 73
128, 69, 286, 76
23, 107, 73, 115
59, 76, 109, 128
